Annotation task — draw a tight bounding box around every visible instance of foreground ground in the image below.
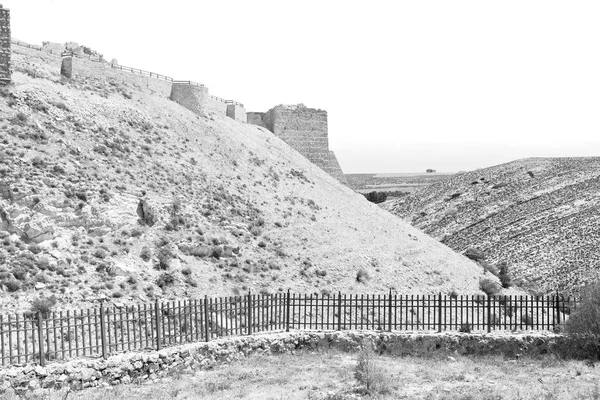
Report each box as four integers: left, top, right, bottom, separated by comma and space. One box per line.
9, 349, 600, 399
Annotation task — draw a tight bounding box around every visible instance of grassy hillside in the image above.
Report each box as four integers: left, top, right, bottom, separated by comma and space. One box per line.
388, 157, 600, 294
0, 44, 491, 313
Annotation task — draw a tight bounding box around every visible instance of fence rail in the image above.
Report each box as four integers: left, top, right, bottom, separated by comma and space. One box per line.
0, 292, 577, 368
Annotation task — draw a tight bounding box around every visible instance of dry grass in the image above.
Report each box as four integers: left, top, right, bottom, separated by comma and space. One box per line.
15, 350, 600, 400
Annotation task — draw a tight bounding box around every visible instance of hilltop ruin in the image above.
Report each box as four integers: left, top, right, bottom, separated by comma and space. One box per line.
247, 105, 347, 184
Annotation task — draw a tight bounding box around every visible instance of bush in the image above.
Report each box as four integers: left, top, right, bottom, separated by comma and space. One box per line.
363, 191, 387, 204
459, 323, 472, 333
464, 248, 485, 262
479, 278, 501, 296
140, 246, 152, 262
565, 284, 600, 336
356, 268, 370, 283
498, 261, 512, 288
5, 279, 21, 292
30, 295, 57, 318
156, 247, 172, 270
156, 273, 175, 289
354, 341, 391, 395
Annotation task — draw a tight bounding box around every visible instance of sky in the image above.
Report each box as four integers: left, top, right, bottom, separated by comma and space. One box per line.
4, 1, 600, 173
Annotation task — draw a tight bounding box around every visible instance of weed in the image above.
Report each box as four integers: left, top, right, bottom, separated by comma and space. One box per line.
354, 341, 391, 395
30, 295, 57, 318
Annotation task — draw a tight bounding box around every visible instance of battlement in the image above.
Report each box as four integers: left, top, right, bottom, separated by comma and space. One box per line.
0, 5, 10, 84
248, 104, 347, 185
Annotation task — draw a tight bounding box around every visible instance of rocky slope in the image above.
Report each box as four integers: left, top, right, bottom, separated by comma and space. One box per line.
0, 44, 492, 313
388, 157, 600, 294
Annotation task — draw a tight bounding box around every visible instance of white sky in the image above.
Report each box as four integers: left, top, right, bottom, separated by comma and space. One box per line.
4, 1, 600, 173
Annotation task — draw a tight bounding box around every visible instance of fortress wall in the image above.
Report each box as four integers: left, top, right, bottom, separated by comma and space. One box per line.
126, 74, 172, 98
169, 83, 208, 114
204, 96, 228, 115
270, 106, 335, 173
247, 112, 266, 128
247, 104, 347, 184
226, 104, 247, 122
326, 151, 349, 184
0, 5, 10, 83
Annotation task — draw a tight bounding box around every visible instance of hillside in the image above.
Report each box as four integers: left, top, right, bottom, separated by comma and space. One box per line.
0, 44, 491, 313
388, 157, 600, 294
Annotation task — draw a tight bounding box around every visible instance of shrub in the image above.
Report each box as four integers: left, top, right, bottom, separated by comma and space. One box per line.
354, 341, 391, 395
363, 191, 387, 204
565, 284, 600, 336
30, 295, 57, 318
156, 247, 173, 270
140, 246, 152, 262
5, 279, 21, 292
498, 261, 512, 288
356, 268, 370, 283
479, 278, 501, 296
156, 273, 175, 289
459, 323, 472, 333
464, 248, 485, 262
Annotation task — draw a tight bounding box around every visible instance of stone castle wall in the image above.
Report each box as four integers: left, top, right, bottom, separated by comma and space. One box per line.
248, 105, 347, 185
0, 5, 10, 84
227, 103, 247, 122
170, 83, 246, 122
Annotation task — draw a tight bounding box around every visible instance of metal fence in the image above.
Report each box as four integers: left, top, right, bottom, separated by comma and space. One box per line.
0, 292, 576, 367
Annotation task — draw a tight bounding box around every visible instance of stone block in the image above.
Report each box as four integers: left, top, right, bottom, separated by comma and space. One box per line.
61, 57, 73, 79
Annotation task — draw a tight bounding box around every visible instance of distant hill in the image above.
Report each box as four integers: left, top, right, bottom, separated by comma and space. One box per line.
345, 172, 454, 194
388, 157, 600, 294
0, 44, 492, 313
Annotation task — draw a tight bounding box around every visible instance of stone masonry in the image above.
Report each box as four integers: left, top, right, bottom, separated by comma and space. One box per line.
170, 82, 246, 122
0, 331, 592, 396
247, 105, 347, 185
0, 5, 10, 84
60, 56, 73, 79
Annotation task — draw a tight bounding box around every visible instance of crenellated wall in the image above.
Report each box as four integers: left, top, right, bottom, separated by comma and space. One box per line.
0, 4, 10, 84
248, 104, 347, 185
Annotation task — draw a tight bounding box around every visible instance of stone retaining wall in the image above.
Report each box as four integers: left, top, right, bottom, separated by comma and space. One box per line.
0, 330, 597, 397
0, 5, 10, 84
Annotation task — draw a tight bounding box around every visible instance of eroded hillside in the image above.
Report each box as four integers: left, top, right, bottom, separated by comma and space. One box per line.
0, 45, 490, 313
388, 157, 600, 294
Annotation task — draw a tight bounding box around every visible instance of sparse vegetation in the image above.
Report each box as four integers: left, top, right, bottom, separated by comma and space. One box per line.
479, 278, 501, 296
354, 341, 392, 395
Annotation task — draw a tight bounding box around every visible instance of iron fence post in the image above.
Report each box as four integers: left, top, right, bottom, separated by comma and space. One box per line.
555, 290, 561, 327
204, 296, 210, 342
247, 290, 252, 336
387, 289, 393, 332
99, 301, 108, 358
36, 311, 45, 366
437, 292, 443, 333
337, 291, 342, 331
286, 289, 291, 332
154, 300, 162, 351
486, 295, 492, 333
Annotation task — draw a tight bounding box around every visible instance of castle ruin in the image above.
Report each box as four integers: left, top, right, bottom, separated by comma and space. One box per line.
0, 4, 10, 84
247, 105, 347, 184
169, 81, 246, 123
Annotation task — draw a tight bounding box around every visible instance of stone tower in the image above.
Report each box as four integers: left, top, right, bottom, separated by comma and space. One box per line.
0, 5, 10, 84
247, 104, 347, 185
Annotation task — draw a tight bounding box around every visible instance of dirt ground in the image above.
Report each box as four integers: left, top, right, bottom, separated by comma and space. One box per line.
12, 349, 600, 400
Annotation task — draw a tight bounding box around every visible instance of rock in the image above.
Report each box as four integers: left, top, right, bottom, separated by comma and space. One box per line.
137, 199, 159, 227
27, 380, 40, 390
34, 282, 46, 290
80, 368, 96, 382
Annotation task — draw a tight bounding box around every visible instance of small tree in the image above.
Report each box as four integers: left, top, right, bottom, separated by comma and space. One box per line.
498, 262, 512, 288
565, 284, 600, 336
